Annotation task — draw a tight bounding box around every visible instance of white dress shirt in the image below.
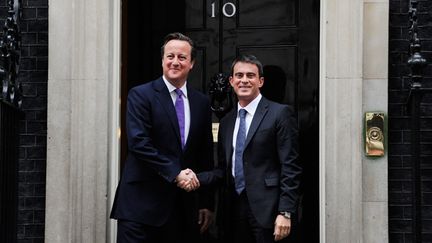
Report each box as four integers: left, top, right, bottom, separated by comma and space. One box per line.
231, 93, 262, 177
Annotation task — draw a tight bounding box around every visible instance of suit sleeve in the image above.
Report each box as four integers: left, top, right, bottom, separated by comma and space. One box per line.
126, 87, 181, 182
277, 106, 302, 213
196, 97, 225, 210
196, 106, 225, 186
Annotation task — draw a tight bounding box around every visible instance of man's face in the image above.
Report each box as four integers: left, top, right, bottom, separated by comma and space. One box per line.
162, 40, 194, 86
229, 62, 264, 105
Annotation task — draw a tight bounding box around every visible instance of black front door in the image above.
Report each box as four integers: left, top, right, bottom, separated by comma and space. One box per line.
122, 1, 319, 242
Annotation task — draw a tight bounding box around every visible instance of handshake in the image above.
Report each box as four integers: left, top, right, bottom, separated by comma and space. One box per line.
175, 168, 200, 192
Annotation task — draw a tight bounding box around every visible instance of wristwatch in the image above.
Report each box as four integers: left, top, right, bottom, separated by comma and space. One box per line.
279, 211, 291, 219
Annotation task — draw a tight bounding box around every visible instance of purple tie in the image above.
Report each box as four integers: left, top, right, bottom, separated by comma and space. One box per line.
175, 89, 185, 148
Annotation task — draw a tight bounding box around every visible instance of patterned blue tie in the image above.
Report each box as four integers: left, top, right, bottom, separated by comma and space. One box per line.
235, 109, 247, 194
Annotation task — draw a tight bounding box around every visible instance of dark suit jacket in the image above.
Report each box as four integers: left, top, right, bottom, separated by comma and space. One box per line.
217, 96, 301, 229
110, 77, 214, 227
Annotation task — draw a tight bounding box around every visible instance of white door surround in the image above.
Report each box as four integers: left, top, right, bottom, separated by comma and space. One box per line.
46, 0, 388, 242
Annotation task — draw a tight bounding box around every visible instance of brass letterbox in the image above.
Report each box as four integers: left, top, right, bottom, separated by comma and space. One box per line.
365, 112, 385, 157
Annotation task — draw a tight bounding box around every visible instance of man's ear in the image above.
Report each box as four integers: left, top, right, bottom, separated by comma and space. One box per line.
229, 76, 234, 87
259, 77, 264, 88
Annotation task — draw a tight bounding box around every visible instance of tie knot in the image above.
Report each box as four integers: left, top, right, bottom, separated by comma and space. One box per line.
239, 109, 247, 119
175, 89, 183, 97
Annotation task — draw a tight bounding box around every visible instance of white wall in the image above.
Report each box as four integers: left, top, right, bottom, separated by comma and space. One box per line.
319, 0, 388, 242
46, 0, 120, 242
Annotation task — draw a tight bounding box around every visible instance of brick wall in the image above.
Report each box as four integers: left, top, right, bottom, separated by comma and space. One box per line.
389, 0, 432, 242
0, 0, 50, 242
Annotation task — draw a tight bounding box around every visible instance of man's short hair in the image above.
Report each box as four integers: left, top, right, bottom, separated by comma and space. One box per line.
230, 54, 264, 77
161, 32, 196, 61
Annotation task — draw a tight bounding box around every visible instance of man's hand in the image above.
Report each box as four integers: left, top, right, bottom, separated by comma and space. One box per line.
273, 214, 291, 241
176, 168, 200, 192
198, 209, 213, 233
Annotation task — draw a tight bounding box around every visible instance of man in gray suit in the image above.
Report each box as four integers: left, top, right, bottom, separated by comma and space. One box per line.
217, 54, 301, 243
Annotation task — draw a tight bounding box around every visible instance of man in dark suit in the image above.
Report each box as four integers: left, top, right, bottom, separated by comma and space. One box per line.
110, 32, 214, 243
217, 54, 301, 243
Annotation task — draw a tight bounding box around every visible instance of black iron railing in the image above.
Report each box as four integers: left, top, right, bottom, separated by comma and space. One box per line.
0, 0, 22, 242
0, 0, 22, 108
405, 1, 429, 242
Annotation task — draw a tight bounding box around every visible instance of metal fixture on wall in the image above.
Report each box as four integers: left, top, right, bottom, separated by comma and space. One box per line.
406, 0, 429, 242
365, 112, 385, 157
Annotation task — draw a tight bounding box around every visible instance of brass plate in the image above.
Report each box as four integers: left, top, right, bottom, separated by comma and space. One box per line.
212, 123, 219, 143
365, 112, 385, 157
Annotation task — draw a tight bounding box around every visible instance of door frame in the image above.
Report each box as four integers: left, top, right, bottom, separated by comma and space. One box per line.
109, 0, 323, 239
105, 0, 389, 242
105, 0, 326, 241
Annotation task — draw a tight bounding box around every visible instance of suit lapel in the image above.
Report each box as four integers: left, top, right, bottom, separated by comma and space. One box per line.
244, 97, 269, 149
224, 109, 236, 169
153, 78, 182, 147
184, 86, 196, 151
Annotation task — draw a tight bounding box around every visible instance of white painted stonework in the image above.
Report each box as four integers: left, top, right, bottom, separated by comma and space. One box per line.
46, 0, 120, 242
319, 0, 388, 242
362, 1, 389, 243
46, 0, 388, 242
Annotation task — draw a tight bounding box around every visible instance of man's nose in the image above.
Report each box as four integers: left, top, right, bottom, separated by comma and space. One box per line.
172, 57, 180, 65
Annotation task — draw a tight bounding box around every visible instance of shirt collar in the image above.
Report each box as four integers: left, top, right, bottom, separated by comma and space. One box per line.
162, 76, 188, 98
237, 93, 262, 117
